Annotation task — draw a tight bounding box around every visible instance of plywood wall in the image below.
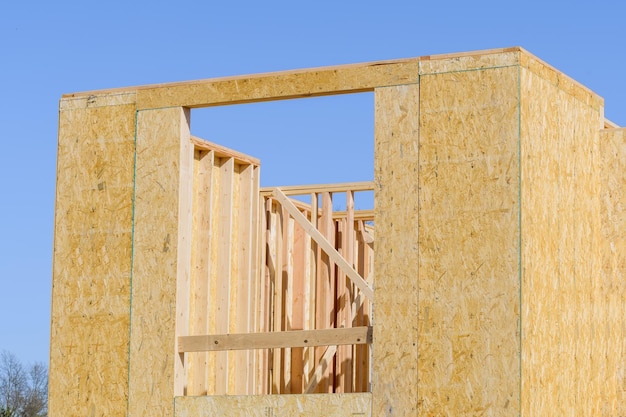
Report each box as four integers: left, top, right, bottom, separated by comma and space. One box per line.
418, 67, 521, 415
174, 393, 371, 417
50, 93, 137, 417
597, 128, 626, 416
127, 107, 193, 415
519, 63, 605, 415
372, 84, 420, 415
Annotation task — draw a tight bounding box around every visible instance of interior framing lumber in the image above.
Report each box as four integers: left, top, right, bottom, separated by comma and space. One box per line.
178, 327, 373, 352
272, 188, 374, 301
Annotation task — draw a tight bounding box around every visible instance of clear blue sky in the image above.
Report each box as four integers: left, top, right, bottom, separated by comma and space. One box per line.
0, 0, 624, 365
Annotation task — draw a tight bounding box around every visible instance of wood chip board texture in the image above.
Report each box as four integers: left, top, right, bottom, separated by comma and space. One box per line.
373, 53, 619, 416
418, 66, 520, 415
519, 66, 606, 415
128, 107, 194, 415
50, 93, 136, 417
598, 128, 626, 416
174, 393, 371, 416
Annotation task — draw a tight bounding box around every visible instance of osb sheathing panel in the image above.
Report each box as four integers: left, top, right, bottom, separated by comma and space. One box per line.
372, 84, 420, 415
598, 128, 626, 416
128, 107, 193, 416
419, 48, 519, 75
520, 67, 604, 415
135, 60, 420, 110
519, 52, 603, 111
50, 95, 136, 417
597, 128, 626, 414
418, 67, 521, 415
174, 393, 371, 416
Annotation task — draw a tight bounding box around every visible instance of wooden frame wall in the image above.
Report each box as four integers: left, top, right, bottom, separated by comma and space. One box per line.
51, 47, 624, 417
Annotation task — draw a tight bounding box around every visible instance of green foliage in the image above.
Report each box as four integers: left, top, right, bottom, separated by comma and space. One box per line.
0, 406, 16, 417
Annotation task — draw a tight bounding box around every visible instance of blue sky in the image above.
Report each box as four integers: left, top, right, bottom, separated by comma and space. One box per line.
0, 0, 624, 365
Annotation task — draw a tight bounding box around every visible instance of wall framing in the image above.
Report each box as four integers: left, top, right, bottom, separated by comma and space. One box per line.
51, 47, 624, 416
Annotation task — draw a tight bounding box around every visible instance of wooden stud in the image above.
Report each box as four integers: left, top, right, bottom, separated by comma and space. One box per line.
249, 165, 261, 394
272, 188, 374, 302
214, 157, 235, 394
291, 216, 307, 393
305, 345, 338, 394
234, 164, 255, 393
306, 193, 319, 388
188, 149, 215, 395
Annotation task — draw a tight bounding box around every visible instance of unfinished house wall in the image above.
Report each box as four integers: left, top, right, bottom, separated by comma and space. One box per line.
50, 48, 625, 417
49, 93, 136, 417
373, 83, 420, 415
127, 107, 193, 415
416, 63, 521, 415
519, 57, 606, 415
598, 127, 626, 416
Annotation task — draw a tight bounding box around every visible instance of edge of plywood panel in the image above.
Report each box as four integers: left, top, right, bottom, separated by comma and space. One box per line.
598, 128, 626, 415
419, 47, 520, 75
519, 50, 603, 111
128, 107, 193, 414
417, 66, 521, 415
519, 65, 604, 415
174, 393, 371, 417
59, 47, 605, 120
49, 96, 137, 417
59, 92, 136, 110
372, 83, 420, 415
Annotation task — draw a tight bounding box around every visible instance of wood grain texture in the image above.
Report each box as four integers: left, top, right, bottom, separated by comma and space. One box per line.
179, 327, 372, 352
188, 150, 215, 396
49, 97, 136, 417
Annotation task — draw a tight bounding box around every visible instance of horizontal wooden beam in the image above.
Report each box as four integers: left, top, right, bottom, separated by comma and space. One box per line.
275, 197, 374, 221
61, 48, 525, 107
191, 136, 260, 166
332, 209, 374, 221
260, 181, 373, 196
272, 187, 375, 301
178, 326, 372, 353
135, 60, 419, 109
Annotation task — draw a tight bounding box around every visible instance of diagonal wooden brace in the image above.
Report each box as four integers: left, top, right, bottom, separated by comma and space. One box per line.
272, 187, 375, 302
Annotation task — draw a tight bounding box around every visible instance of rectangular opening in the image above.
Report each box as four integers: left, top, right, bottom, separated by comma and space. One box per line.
176, 94, 375, 396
